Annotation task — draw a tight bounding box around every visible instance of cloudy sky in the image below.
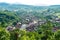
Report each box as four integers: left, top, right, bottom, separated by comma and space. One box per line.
0, 0, 60, 6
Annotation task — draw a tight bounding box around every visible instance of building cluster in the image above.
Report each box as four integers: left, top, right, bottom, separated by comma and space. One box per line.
6, 19, 46, 31
6, 17, 60, 31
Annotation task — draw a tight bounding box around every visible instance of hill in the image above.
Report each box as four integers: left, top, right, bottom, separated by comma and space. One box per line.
0, 10, 20, 27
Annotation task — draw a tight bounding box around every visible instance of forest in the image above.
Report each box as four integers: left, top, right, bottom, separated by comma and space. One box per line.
0, 3, 60, 40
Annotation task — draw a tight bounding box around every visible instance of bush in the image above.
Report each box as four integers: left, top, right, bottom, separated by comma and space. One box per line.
0, 27, 10, 40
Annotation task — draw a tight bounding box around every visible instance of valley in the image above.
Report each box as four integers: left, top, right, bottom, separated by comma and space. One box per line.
0, 3, 60, 40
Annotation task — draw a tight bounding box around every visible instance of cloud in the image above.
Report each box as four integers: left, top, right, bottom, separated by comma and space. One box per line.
0, 0, 60, 5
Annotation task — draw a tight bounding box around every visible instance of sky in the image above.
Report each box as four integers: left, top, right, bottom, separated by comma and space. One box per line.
0, 0, 60, 6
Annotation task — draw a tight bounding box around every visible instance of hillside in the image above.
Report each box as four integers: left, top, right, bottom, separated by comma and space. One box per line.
0, 10, 20, 27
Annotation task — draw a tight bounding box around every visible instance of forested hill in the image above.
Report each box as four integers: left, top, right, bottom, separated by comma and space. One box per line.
0, 3, 47, 11
0, 3, 60, 11
0, 10, 20, 27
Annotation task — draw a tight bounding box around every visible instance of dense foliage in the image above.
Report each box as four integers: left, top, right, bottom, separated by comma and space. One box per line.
0, 11, 20, 27
0, 24, 60, 40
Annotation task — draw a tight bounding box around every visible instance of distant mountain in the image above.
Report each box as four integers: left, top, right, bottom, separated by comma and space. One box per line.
0, 3, 60, 11
0, 3, 9, 6
0, 3, 48, 11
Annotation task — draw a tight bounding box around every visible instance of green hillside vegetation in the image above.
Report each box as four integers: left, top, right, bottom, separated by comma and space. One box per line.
0, 23, 60, 40
0, 11, 20, 27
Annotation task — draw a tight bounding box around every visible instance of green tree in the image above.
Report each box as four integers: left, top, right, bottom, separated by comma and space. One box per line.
0, 27, 10, 40
54, 30, 60, 40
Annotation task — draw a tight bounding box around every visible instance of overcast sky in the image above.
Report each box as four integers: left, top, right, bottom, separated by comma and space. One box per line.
0, 0, 60, 6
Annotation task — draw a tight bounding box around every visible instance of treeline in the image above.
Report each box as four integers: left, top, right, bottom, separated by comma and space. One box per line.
0, 27, 60, 40
0, 21, 60, 40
